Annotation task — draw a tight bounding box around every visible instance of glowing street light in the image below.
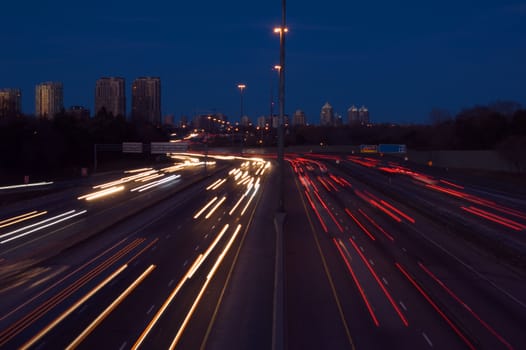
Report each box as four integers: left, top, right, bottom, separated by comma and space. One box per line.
273, 27, 289, 34
237, 84, 246, 119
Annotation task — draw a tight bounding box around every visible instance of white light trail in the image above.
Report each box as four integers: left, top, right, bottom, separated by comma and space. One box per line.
0, 210, 75, 240
130, 175, 180, 193
0, 182, 53, 190
1, 210, 87, 244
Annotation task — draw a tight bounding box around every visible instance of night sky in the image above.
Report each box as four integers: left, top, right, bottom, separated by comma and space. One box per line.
2, 0, 525, 124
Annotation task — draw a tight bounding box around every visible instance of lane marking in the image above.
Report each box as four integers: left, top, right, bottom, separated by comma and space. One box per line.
399, 301, 407, 311
382, 277, 388, 285
422, 332, 433, 347
293, 174, 356, 349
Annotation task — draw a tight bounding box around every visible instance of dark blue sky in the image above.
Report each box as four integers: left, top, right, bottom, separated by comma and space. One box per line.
2, 0, 525, 124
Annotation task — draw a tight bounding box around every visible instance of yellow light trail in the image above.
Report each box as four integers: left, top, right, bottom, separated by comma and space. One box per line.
206, 179, 222, 190
137, 173, 165, 182
0, 211, 47, 229
187, 224, 229, 278
132, 256, 199, 350
92, 170, 158, 189
124, 168, 153, 174
20, 265, 127, 350
1, 210, 87, 245
168, 224, 242, 349
240, 184, 259, 216
193, 197, 218, 219
78, 186, 125, 201
204, 196, 227, 219
0, 210, 76, 241
66, 265, 156, 349
210, 179, 227, 190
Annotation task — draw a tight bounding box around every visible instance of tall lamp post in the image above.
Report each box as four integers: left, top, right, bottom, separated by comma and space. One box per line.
270, 65, 281, 123
274, 25, 287, 213
237, 84, 246, 119
272, 9, 287, 350
237, 84, 246, 151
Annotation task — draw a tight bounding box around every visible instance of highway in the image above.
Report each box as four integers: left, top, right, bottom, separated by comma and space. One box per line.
283, 153, 526, 349
0, 151, 525, 349
0, 154, 273, 349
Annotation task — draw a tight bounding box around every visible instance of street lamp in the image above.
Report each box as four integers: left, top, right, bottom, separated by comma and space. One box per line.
274, 21, 287, 213
270, 65, 281, 124
237, 84, 246, 119
237, 84, 246, 151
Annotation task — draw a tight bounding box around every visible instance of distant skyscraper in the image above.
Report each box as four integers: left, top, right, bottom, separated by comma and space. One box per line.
95, 77, 126, 117
348, 105, 359, 124
0, 88, 22, 118
293, 109, 306, 126
132, 77, 161, 125
359, 105, 370, 124
35, 82, 63, 119
320, 102, 334, 126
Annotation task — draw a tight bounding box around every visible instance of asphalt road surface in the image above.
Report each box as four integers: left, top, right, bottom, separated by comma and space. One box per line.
0, 152, 525, 349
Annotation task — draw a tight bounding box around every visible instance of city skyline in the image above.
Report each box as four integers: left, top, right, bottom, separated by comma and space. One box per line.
2, 79, 374, 126
1, 0, 525, 124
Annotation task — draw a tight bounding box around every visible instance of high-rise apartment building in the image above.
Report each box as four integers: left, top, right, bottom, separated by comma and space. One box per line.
358, 105, 370, 124
293, 109, 306, 126
35, 82, 63, 118
348, 105, 370, 125
132, 77, 161, 124
320, 102, 334, 126
95, 77, 126, 117
0, 88, 22, 118
348, 105, 359, 124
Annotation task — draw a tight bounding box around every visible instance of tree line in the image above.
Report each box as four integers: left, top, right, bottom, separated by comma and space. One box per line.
1, 101, 525, 180
0, 109, 167, 181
